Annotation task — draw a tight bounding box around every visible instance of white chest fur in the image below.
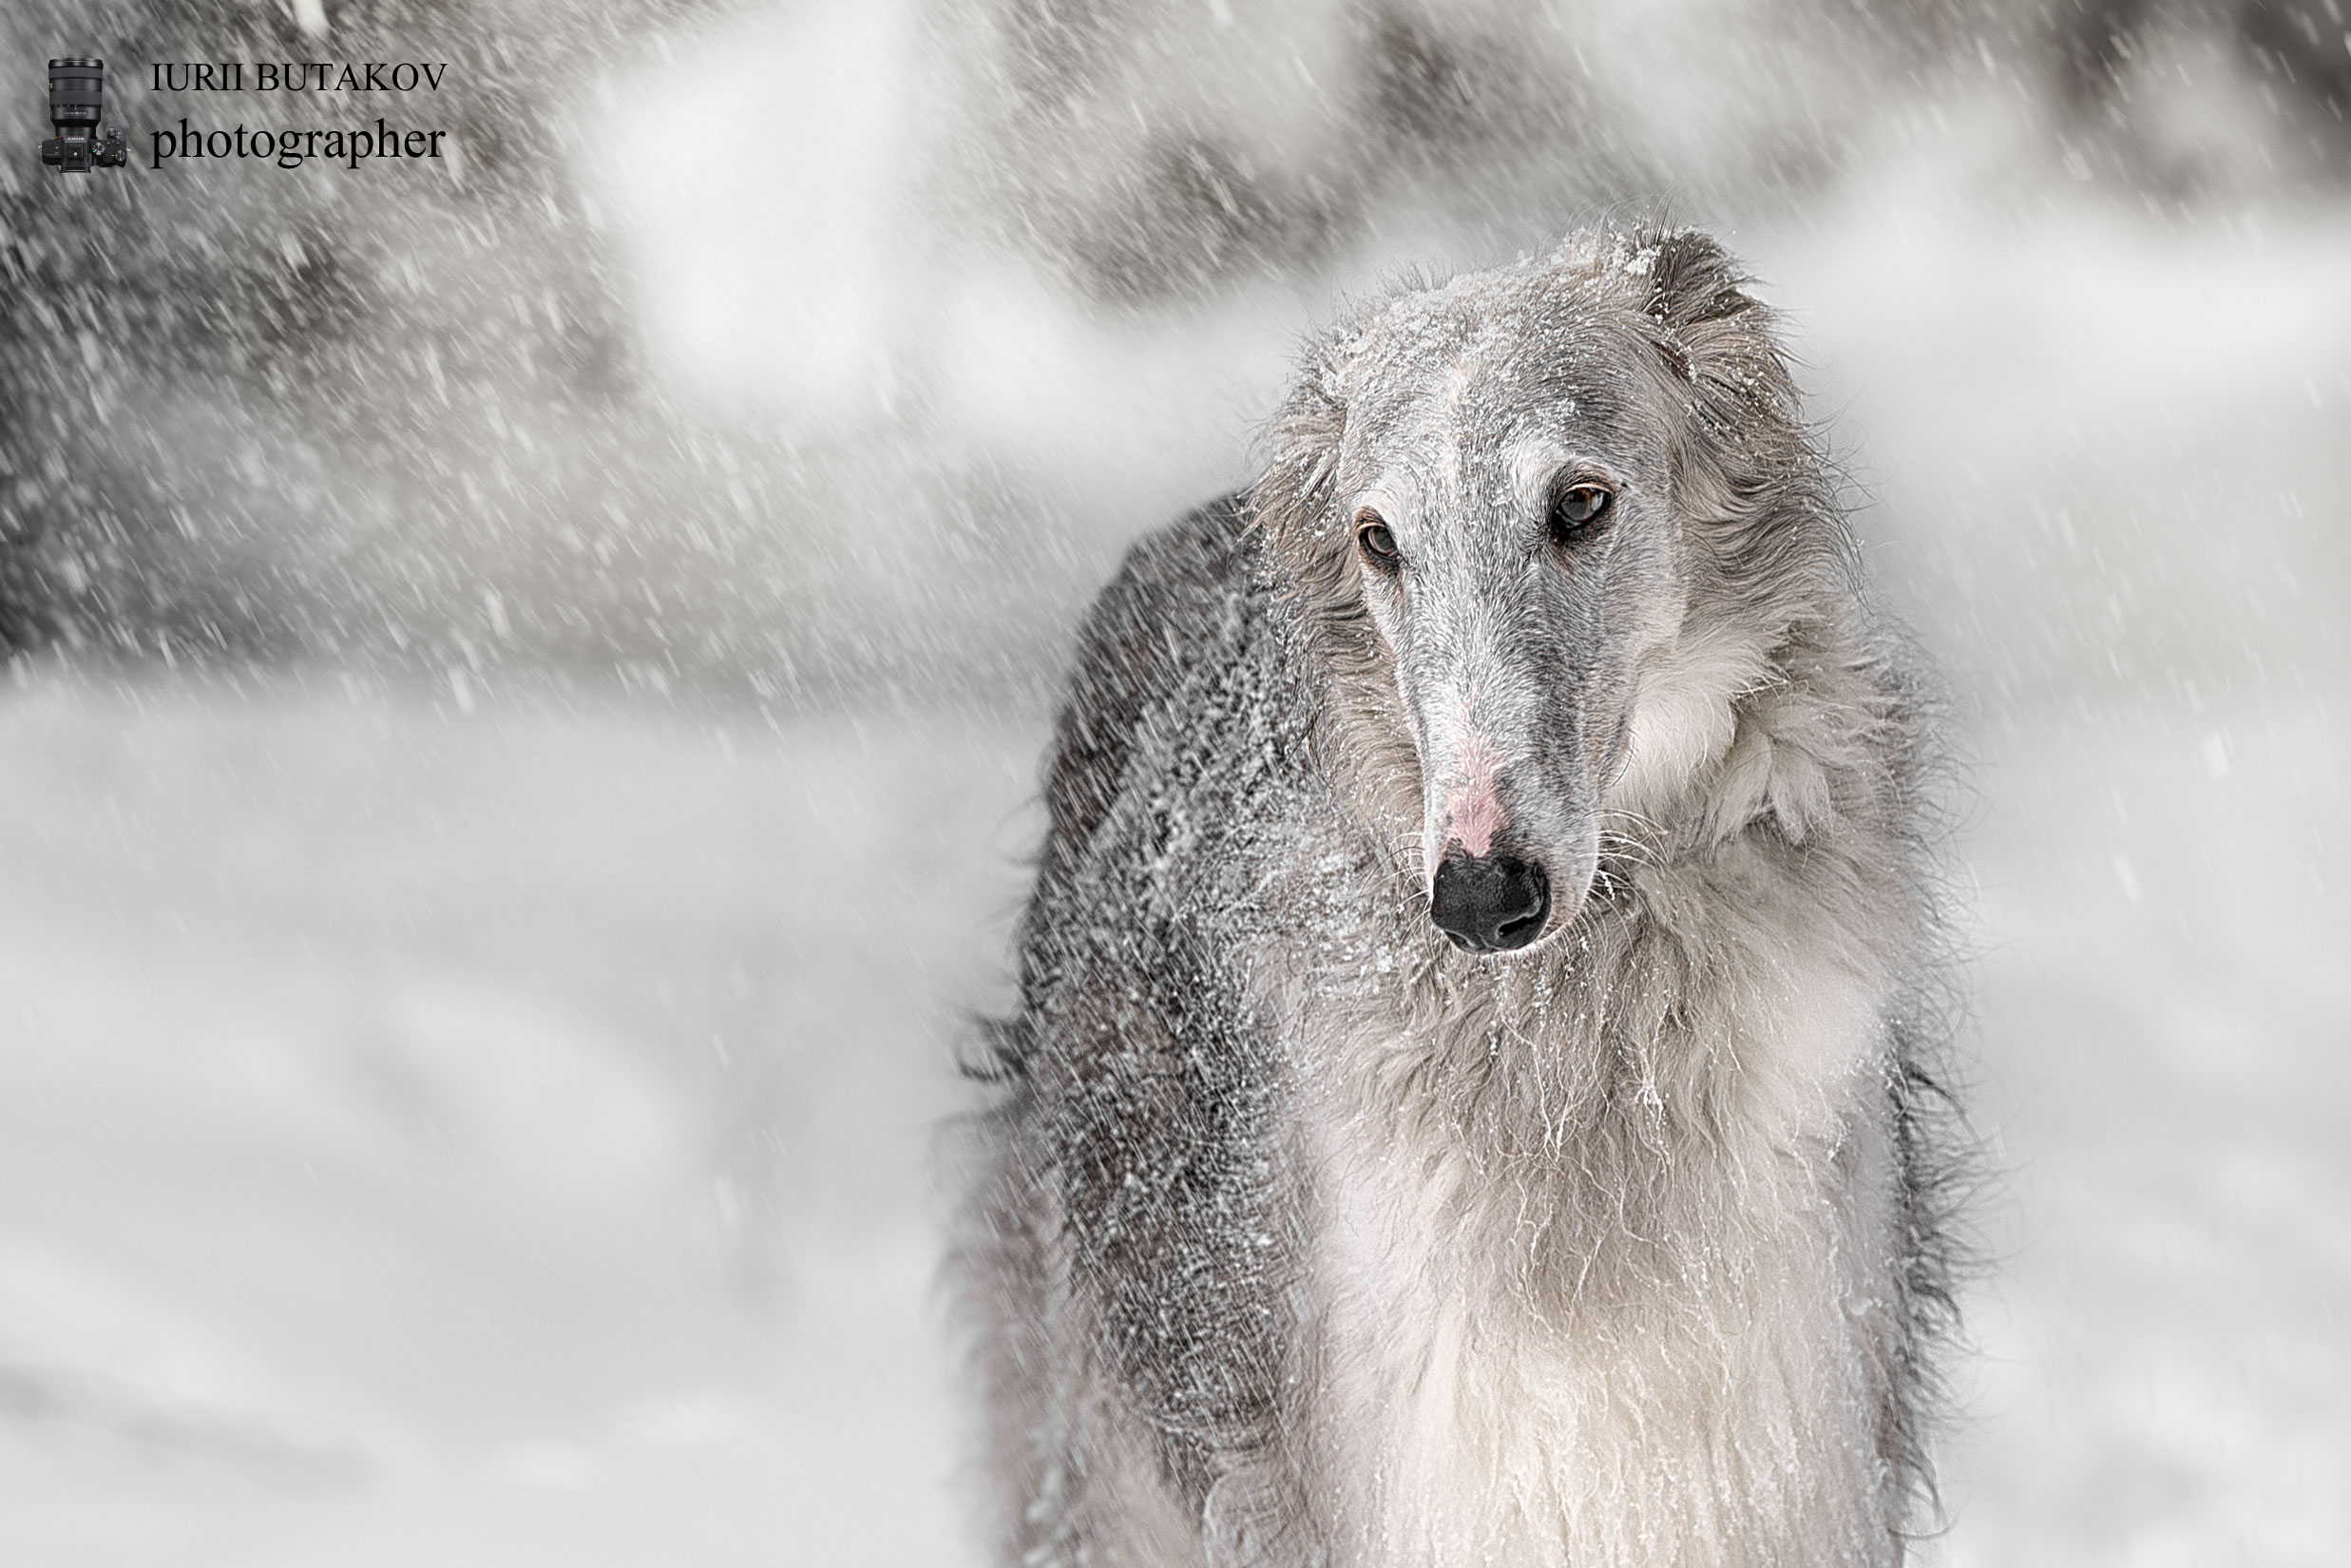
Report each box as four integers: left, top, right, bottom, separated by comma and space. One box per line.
1293, 956, 1901, 1568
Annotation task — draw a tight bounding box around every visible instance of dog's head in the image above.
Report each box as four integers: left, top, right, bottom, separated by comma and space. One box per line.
1255, 229, 1837, 953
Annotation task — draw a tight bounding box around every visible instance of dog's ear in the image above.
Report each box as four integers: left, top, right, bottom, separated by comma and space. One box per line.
1252, 328, 1386, 663
1251, 334, 1347, 568
1622, 226, 1796, 426
1637, 228, 1763, 336
1623, 229, 1836, 590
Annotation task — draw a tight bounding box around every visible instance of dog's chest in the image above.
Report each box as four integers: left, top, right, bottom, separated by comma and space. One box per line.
1300, 1101, 1632, 1565
1293, 1051, 1883, 1567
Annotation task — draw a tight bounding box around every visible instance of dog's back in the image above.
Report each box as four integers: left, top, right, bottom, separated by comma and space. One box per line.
964, 490, 1322, 1563
961, 231, 1959, 1568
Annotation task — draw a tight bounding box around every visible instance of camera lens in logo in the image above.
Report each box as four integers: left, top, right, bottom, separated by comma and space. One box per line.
41, 57, 127, 173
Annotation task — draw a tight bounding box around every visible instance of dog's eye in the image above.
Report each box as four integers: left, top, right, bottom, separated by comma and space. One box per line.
1549, 484, 1613, 542
1355, 512, 1401, 570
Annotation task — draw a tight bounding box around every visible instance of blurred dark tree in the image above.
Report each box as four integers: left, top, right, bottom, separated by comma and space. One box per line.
4, 0, 2339, 673
0, 0, 705, 658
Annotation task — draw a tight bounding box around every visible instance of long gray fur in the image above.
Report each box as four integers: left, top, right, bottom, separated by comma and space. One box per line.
957, 226, 1964, 1568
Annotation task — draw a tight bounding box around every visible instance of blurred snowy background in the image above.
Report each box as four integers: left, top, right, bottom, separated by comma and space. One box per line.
0, 0, 2344, 1562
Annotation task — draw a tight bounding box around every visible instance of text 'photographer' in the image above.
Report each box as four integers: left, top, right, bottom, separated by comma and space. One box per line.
151, 118, 448, 171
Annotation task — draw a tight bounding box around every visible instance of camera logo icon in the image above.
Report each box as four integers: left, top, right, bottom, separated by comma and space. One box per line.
40, 58, 128, 172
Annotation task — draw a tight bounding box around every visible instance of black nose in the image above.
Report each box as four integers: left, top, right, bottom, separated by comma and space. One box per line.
1429, 852, 1550, 952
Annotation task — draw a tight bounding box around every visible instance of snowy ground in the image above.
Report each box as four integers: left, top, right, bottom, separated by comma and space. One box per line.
2, 670, 2341, 1567
0, 680, 1038, 1565
1944, 698, 2349, 1567
2, 143, 2347, 1568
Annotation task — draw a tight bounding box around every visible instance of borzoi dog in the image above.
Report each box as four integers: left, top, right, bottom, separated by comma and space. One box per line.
961, 227, 1962, 1568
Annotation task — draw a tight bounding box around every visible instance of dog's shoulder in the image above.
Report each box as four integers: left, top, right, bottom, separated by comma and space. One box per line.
1038, 492, 1261, 870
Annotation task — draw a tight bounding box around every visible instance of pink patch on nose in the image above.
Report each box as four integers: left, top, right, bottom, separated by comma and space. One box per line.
1445, 732, 1507, 857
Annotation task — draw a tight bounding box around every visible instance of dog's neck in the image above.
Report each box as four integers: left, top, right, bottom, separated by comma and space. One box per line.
1273, 591, 1915, 1180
